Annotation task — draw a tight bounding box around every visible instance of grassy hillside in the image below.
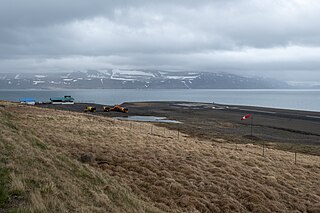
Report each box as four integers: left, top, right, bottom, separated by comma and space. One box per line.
0, 101, 319, 212
0, 102, 160, 212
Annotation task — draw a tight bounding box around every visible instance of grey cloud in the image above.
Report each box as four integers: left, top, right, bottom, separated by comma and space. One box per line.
0, 0, 320, 81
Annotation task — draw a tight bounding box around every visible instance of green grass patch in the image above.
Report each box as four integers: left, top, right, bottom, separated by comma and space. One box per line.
31, 138, 47, 150
0, 136, 15, 154
56, 155, 101, 184
0, 110, 18, 131
3, 122, 18, 131
5, 210, 20, 213
5, 209, 22, 213
0, 168, 10, 207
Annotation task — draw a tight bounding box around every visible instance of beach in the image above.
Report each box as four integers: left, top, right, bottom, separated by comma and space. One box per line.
40, 101, 320, 156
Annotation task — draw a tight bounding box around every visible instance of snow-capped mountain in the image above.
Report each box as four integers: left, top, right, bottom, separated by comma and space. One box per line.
0, 69, 290, 89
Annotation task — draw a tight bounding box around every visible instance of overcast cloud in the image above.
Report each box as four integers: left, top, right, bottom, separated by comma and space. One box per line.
1, 0, 320, 81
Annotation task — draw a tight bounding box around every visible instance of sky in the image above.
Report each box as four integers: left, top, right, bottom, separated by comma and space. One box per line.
1, 0, 320, 82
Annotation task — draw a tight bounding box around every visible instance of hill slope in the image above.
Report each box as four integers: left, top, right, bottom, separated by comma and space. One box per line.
0, 102, 319, 212
0, 102, 160, 212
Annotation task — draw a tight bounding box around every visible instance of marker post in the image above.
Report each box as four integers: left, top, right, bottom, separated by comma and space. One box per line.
251, 116, 253, 136
241, 114, 253, 136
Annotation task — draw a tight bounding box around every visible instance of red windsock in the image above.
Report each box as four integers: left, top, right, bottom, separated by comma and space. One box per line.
241, 114, 251, 120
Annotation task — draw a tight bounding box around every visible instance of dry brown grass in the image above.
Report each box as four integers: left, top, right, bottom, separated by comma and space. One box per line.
0, 101, 160, 213
1, 101, 320, 212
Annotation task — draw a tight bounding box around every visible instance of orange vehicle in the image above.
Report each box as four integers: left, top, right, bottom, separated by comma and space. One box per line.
103, 105, 128, 113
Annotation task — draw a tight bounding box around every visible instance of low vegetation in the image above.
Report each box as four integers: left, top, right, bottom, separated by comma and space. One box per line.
0, 101, 319, 212
0, 102, 159, 212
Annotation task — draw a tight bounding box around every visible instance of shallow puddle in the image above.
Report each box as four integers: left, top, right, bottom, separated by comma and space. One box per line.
114, 116, 182, 123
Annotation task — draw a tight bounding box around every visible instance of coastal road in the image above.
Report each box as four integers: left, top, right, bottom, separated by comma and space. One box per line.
229, 106, 320, 122
216, 104, 320, 136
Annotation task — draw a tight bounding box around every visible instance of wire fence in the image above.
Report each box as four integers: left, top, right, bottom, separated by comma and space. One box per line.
114, 120, 319, 166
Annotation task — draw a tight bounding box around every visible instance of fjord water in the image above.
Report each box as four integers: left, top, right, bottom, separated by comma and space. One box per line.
1, 89, 320, 112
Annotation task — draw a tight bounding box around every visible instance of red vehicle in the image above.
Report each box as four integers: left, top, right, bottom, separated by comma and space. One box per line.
103, 105, 128, 113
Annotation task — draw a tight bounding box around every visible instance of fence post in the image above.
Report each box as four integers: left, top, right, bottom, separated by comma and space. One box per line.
151, 126, 153, 135
164, 127, 166, 137
178, 129, 180, 140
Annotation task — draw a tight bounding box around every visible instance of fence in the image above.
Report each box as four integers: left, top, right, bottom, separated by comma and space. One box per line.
115, 120, 316, 166
126, 121, 181, 141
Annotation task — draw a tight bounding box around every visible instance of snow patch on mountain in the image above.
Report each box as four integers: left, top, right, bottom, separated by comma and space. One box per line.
63, 79, 73, 82
33, 80, 45, 85
181, 81, 190, 89
112, 69, 154, 77
165, 75, 199, 80
35, 75, 47, 78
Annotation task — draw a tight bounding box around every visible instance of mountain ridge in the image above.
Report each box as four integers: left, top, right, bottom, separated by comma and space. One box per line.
0, 70, 291, 89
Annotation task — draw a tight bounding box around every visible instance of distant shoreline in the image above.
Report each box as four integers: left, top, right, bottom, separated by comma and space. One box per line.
4, 98, 320, 113
1, 88, 320, 111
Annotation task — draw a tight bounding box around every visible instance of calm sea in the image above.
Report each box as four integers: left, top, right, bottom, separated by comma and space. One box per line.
0, 89, 320, 112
